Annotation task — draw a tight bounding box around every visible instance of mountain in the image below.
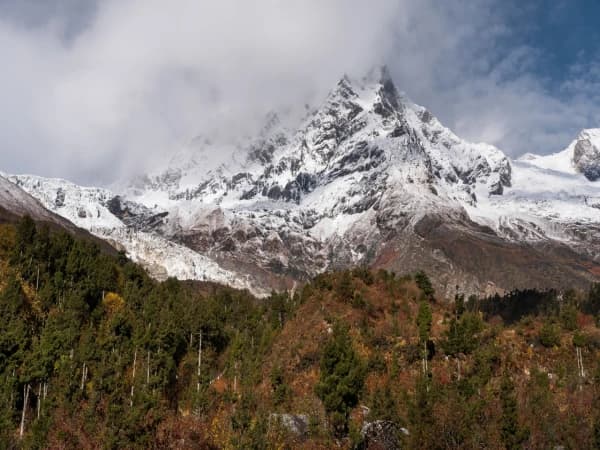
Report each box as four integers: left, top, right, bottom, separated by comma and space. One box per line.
0, 174, 115, 251
520, 128, 600, 180
0, 174, 71, 225
6, 68, 600, 296
6, 174, 258, 294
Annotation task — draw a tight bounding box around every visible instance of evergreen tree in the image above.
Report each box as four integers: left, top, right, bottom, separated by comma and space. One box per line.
368, 383, 398, 424
560, 302, 579, 331
315, 323, 365, 437
12, 215, 36, 266
441, 312, 483, 357
408, 374, 435, 448
539, 321, 560, 348
416, 301, 432, 345
456, 293, 465, 316
416, 301, 433, 374
415, 271, 435, 300
500, 373, 528, 449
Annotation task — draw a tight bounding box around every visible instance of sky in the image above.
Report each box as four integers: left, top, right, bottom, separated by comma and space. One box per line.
0, 0, 599, 185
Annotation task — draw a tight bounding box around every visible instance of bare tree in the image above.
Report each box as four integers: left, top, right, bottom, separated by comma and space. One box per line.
197, 330, 202, 393
80, 362, 88, 391
37, 384, 42, 419
19, 384, 30, 438
147, 351, 151, 386
130, 348, 137, 407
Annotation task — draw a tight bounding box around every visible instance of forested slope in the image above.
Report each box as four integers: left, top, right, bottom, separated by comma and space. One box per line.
2, 216, 600, 449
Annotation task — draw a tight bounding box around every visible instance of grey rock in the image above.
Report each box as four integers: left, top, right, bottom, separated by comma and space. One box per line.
573, 133, 600, 181
269, 413, 309, 436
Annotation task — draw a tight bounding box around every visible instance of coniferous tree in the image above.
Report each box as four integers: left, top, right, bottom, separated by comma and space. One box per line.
500, 373, 528, 449
315, 323, 365, 437
539, 321, 561, 348
416, 301, 433, 374
415, 271, 435, 300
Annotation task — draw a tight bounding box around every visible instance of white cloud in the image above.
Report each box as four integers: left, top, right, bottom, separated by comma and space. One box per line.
0, 0, 598, 184
0, 0, 399, 183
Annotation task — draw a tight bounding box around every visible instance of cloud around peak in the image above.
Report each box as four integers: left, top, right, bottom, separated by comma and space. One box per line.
0, 0, 598, 185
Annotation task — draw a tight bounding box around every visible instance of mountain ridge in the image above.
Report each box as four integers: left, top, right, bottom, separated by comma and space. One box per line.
5, 68, 600, 296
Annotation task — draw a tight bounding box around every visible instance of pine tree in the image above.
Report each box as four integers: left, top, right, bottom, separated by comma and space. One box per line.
416, 301, 432, 344
441, 312, 483, 357
500, 373, 528, 449
408, 374, 435, 448
315, 323, 365, 437
416, 301, 432, 374
12, 215, 36, 266
539, 321, 560, 348
415, 271, 435, 300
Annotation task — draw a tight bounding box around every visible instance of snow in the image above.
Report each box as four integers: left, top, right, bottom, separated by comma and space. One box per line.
310, 210, 371, 241
6, 174, 124, 229
520, 128, 600, 177
466, 159, 600, 242
6, 173, 268, 297
518, 147, 576, 174
96, 227, 265, 295
0, 174, 61, 221
5, 67, 600, 294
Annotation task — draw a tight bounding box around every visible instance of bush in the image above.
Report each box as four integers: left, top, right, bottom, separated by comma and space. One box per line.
270, 366, 290, 406
539, 321, 560, 348
351, 291, 367, 309
352, 267, 374, 286
560, 303, 578, 331
367, 352, 387, 374
573, 331, 586, 348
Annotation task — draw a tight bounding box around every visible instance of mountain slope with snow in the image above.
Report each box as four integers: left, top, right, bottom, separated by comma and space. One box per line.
6, 174, 263, 295
521, 128, 600, 180
7, 68, 600, 296
0, 173, 120, 254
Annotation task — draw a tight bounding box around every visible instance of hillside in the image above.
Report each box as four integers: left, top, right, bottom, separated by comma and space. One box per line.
2, 216, 600, 448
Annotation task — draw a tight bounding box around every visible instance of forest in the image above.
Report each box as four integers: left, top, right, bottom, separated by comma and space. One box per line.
2, 216, 600, 449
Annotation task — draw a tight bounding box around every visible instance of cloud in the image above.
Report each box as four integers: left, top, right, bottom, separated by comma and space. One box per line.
0, 0, 598, 185
385, 0, 600, 156
0, 0, 400, 184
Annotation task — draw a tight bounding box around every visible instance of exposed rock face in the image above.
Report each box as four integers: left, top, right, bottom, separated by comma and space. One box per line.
269, 414, 309, 437
573, 129, 600, 181
6, 68, 600, 297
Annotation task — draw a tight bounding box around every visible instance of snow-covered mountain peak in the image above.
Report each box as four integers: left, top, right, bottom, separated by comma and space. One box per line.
518, 128, 600, 181
120, 66, 514, 223
9, 69, 600, 297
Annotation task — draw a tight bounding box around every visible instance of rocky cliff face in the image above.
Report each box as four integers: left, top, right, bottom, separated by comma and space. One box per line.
6, 68, 600, 297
